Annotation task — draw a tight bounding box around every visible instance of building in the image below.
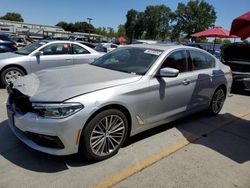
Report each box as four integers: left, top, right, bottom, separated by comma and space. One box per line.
0, 19, 103, 41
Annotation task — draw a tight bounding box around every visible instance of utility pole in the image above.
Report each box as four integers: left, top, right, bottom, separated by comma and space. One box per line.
87, 17, 93, 42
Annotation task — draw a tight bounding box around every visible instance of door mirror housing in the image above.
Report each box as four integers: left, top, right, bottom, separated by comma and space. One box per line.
157, 67, 179, 77
34, 51, 43, 57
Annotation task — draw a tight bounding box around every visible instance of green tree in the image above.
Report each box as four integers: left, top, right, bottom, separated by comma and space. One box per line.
125, 9, 144, 43
173, 0, 216, 39
107, 27, 115, 38
223, 39, 231, 44
0, 12, 24, 22
117, 24, 126, 37
74, 21, 94, 33
213, 38, 223, 44
56, 21, 68, 29
95, 27, 107, 35
56, 21, 94, 33
143, 5, 172, 39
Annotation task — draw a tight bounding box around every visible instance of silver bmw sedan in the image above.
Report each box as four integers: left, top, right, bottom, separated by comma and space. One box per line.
6, 44, 232, 161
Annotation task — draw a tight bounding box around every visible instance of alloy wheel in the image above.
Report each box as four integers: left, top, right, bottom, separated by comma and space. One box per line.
90, 115, 126, 156
212, 89, 225, 114
4, 70, 23, 84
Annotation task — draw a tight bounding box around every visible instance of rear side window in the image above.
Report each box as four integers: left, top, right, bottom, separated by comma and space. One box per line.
189, 50, 215, 70
160, 50, 188, 72
72, 44, 90, 54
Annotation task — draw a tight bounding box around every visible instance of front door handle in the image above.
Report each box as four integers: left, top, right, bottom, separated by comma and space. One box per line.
182, 79, 191, 85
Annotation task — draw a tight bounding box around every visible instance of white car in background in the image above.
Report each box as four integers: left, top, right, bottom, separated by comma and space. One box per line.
0, 40, 104, 86
101, 43, 119, 52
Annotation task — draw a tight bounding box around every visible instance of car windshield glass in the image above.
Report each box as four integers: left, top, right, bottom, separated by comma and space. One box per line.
91, 47, 162, 75
16, 41, 47, 55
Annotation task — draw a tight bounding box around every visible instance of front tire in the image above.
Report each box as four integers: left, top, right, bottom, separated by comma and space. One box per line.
207, 88, 226, 115
80, 109, 128, 161
1, 67, 25, 87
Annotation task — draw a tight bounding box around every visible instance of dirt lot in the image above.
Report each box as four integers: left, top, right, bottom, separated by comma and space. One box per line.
0, 88, 249, 188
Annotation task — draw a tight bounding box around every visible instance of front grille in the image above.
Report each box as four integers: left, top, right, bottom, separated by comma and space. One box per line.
25, 132, 65, 149
8, 86, 33, 115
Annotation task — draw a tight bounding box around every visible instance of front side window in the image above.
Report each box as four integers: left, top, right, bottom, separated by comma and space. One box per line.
92, 48, 162, 75
160, 50, 188, 72
189, 50, 215, 70
72, 44, 90, 54
41, 43, 71, 55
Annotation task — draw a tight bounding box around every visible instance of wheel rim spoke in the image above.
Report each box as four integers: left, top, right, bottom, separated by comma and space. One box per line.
92, 137, 104, 149
109, 122, 123, 132
110, 126, 124, 134
108, 137, 115, 150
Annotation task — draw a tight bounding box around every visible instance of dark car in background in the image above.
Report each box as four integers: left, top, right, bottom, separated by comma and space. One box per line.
221, 43, 250, 91
0, 34, 17, 53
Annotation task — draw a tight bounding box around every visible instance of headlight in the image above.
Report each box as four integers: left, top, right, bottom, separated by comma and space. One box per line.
32, 103, 83, 119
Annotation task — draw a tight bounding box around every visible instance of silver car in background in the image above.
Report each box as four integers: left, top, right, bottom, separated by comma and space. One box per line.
0, 40, 103, 86
6, 44, 232, 161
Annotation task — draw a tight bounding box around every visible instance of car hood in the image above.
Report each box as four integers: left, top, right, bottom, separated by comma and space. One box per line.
0, 52, 24, 61
12, 64, 142, 102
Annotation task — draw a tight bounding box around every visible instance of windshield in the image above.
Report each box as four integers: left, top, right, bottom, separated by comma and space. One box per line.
92, 47, 162, 75
16, 41, 47, 55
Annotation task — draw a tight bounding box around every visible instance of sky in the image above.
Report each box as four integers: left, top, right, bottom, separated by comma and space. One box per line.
0, 0, 250, 31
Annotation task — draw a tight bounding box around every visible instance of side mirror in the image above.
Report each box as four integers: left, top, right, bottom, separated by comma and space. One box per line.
34, 51, 43, 57
157, 67, 179, 77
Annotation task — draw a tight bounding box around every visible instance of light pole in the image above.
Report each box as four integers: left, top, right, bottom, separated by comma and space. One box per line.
87, 17, 93, 42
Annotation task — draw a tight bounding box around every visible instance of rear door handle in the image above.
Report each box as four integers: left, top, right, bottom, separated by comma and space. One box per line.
182, 79, 191, 85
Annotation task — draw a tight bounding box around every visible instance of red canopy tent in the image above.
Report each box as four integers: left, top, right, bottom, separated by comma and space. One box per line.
116, 36, 127, 44
191, 26, 234, 38
230, 11, 250, 40
191, 26, 238, 52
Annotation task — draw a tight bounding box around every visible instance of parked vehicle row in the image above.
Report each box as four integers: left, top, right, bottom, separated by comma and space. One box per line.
6, 44, 232, 161
0, 34, 18, 53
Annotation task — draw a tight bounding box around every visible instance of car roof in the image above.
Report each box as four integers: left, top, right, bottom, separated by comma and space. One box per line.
122, 44, 187, 51
120, 43, 215, 57
41, 40, 88, 44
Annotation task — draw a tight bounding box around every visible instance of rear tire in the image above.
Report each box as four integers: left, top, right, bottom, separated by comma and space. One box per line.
79, 109, 128, 161
207, 88, 226, 115
0, 67, 25, 87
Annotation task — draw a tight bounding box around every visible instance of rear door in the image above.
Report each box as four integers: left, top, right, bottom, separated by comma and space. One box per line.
187, 49, 217, 109
72, 44, 98, 64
